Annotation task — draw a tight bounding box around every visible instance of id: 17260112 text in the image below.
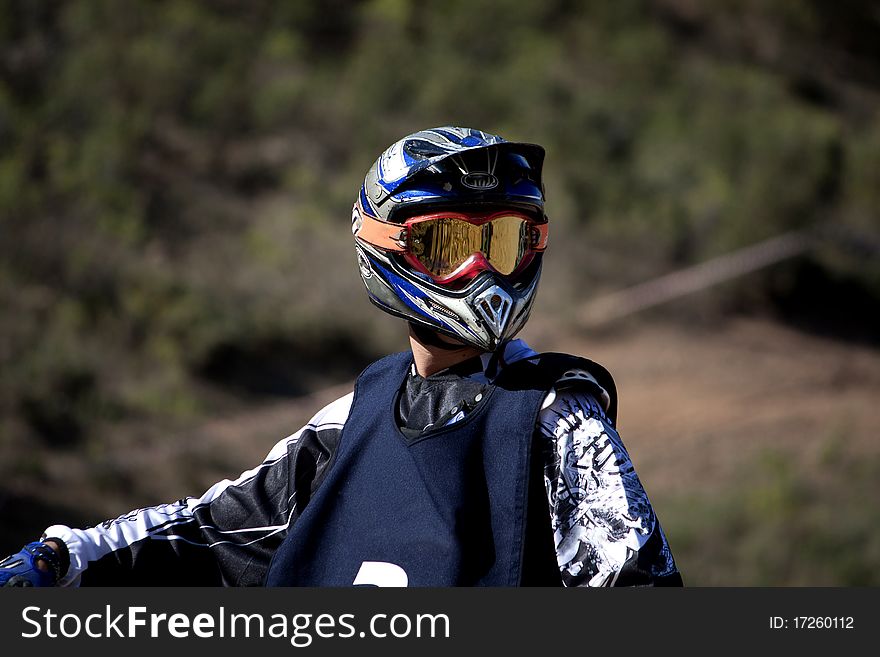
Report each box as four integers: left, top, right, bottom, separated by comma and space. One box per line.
769, 616, 854, 630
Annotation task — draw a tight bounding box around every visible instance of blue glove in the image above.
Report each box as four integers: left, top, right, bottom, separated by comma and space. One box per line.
0, 541, 67, 587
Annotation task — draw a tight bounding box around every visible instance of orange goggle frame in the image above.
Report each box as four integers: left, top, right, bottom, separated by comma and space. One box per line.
355, 205, 549, 284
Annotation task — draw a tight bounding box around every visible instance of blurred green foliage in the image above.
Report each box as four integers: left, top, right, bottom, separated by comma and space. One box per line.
661, 443, 880, 586
1, 0, 879, 584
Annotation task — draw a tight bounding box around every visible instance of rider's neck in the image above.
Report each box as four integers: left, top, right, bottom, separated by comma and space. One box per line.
408, 327, 484, 378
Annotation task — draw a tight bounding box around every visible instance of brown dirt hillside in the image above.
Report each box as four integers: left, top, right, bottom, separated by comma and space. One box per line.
554, 318, 880, 496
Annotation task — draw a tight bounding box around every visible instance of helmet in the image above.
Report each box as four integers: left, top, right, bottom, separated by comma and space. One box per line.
352, 126, 547, 352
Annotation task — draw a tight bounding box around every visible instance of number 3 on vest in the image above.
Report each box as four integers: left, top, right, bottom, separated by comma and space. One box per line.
353, 561, 409, 587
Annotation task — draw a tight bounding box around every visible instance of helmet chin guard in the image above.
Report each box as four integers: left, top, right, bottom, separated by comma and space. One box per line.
352, 127, 547, 352
473, 286, 513, 340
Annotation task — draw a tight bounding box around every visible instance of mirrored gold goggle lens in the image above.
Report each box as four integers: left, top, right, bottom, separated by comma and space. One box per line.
408, 215, 533, 277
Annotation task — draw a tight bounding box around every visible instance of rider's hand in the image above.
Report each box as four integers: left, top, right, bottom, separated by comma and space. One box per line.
0, 539, 68, 587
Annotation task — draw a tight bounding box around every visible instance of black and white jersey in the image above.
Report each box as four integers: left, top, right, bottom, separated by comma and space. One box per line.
43, 340, 681, 587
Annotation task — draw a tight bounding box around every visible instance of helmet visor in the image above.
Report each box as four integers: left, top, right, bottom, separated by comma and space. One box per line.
405, 211, 547, 282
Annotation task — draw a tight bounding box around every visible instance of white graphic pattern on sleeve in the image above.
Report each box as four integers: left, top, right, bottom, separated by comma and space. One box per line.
538, 389, 674, 586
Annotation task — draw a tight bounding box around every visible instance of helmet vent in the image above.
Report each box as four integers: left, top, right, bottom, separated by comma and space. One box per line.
461, 172, 499, 190
474, 286, 513, 338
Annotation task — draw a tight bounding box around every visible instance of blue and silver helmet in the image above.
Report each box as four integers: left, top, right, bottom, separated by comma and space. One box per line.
352, 126, 548, 352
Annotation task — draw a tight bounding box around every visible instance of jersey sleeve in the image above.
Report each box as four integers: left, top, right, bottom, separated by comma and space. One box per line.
537, 381, 682, 587
43, 392, 353, 587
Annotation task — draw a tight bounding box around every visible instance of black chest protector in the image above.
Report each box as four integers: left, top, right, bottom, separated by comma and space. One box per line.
264, 350, 616, 587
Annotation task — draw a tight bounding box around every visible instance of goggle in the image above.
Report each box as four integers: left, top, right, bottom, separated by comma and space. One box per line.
355, 204, 549, 284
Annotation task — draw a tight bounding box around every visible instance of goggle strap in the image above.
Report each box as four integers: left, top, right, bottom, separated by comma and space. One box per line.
356, 213, 407, 252
533, 223, 549, 250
